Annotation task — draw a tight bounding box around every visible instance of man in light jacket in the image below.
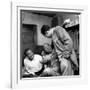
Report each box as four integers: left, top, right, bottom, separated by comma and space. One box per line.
41, 25, 78, 75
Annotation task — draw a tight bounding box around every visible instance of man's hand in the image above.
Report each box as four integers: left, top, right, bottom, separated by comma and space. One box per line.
62, 51, 71, 58
42, 55, 51, 62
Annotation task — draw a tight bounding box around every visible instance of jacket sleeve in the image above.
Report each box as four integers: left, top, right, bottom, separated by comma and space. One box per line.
56, 26, 73, 52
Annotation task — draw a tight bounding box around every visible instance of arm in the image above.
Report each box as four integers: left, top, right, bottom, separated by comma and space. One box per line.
56, 27, 73, 58
42, 54, 52, 63
42, 50, 57, 63
41, 50, 52, 63
57, 26, 73, 52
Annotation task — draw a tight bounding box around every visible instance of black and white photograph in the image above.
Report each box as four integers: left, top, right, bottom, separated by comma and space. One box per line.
11, 1, 88, 88
20, 9, 80, 78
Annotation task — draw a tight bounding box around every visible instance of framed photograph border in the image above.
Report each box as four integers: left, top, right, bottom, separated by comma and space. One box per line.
11, 2, 88, 89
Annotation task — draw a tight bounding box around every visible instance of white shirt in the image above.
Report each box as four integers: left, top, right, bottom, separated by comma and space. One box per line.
24, 54, 43, 74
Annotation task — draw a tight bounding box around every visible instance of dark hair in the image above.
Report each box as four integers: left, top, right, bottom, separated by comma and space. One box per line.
41, 25, 50, 35
24, 48, 30, 57
62, 23, 67, 28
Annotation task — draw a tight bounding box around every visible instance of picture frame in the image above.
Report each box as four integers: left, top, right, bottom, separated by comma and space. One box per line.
11, 1, 87, 88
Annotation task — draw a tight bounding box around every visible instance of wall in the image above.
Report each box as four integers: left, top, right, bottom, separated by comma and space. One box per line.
51, 15, 63, 27
22, 11, 52, 45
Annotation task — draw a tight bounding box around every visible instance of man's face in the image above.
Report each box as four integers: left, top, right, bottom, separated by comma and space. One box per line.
44, 44, 52, 53
45, 29, 52, 38
27, 50, 34, 60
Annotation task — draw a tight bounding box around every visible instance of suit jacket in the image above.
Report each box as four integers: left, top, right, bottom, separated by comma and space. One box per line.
52, 26, 78, 67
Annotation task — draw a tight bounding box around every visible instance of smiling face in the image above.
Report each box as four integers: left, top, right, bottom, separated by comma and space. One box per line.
44, 43, 52, 53
26, 50, 34, 60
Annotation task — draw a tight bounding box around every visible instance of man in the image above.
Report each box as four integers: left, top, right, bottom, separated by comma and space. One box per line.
23, 49, 44, 77
41, 25, 78, 75
41, 43, 60, 76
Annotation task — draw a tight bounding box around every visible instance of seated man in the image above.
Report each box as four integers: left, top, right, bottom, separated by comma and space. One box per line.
23, 49, 44, 77
41, 43, 60, 76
